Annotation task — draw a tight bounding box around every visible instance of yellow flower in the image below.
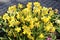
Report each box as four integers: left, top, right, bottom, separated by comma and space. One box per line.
9, 16, 16, 27
25, 15, 32, 21
29, 20, 34, 29
27, 2, 32, 9
34, 2, 40, 7
44, 22, 53, 31
27, 35, 34, 40
22, 25, 31, 35
18, 3, 23, 8
15, 27, 21, 32
41, 16, 51, 23
7, 5, 16, 13
33, 7, 40, 14
10, 16, 15, 21
34, 22, 40, 28
39, 33, 44, 38
49, 10, 54, 16
33, 17, 38, 21
14, 20, 20, 26
45, 25, 51, 31
16, 13, 20, 19
50, 27, 56, 32
42, 7, 49, 16
3, 13, 10, 21
22, 8, 31, 15
9, 20, 15, 27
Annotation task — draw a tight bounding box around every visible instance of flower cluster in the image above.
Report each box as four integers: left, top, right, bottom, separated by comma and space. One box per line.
0, 2, 59, 40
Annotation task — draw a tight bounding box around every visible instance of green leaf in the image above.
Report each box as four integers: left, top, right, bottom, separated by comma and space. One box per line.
51, 33, 56, 40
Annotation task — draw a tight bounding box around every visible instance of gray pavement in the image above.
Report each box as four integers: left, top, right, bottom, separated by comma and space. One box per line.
0, 0, 60, 15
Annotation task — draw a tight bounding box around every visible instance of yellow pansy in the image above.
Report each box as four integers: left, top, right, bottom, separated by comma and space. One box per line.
27, 2, 32, 9
15, 27, 21, 32
18, 3, 23, 8
39, 33, 44, 38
